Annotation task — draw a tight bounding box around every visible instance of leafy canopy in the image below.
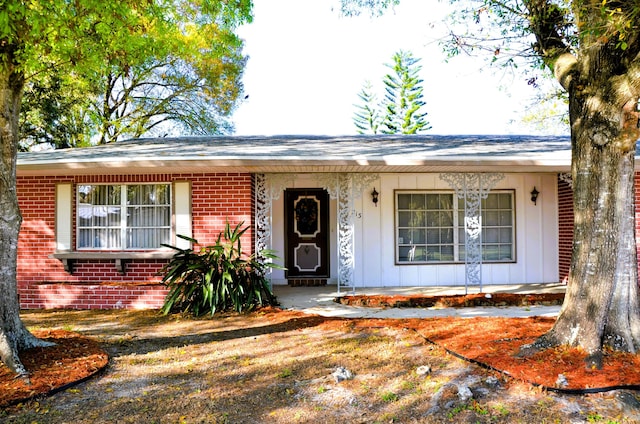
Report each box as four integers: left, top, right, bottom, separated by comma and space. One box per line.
4, 0, 253, 148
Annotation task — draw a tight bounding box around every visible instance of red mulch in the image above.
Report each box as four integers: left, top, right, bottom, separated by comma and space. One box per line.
0, 330, 108, 407
331, 292, 640, 390
335, 292, 565, 308
2, 297, 639, 407
369, 316, 640, 391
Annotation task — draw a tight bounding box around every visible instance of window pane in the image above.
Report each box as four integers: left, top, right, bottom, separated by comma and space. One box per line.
499, 211, 512, 226
484, 211, 499, 226
156, 185, 170, 204
441, 228, 454, 244
412, 246, 427, 261
426, 211, 439, 227
440, 211, 453, 226
94, 229, 121, 249
412, 229, 426, 244
398, 246, 413, 262
498, 193, 511, 209
499, 228, 511, 243
398, 229, 411, 245
411, 194, 426, 209
78, 229, 92, 249
127, 228, 171, 249
425, 194, 440, 209
410, 211, 425, 227
108, 208, 121, 226
484, 228, 499, 243
398, 211, 411, 227
484, 246, 500, 261
484, 194, 499, 209
440, 245, 454, 261
439, 194, 453, 209
499, 245, 513, 260
80, 185, 120, 205
426, 245, 441, 260
426, 229, 440, 244
397, 194, 411, 209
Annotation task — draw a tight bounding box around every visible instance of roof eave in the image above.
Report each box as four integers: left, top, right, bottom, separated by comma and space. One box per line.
16, 157, 573, 176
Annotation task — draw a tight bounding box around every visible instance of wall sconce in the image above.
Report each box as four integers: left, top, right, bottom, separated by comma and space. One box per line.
371, 188, 379, 207
530, 187, 539, 205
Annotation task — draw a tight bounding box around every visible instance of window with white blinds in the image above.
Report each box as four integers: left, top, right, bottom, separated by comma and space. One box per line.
77, 184, 172, 250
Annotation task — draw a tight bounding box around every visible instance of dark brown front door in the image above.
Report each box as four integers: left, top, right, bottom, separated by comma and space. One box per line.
284, 189, 329, 277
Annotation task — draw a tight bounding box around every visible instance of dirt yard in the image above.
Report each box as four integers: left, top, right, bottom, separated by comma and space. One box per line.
2, 307, 640, 423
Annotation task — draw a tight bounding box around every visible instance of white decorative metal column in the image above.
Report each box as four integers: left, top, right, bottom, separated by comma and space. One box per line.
255, 173, 295, 277
440, 173, 504, 293
320, 173, 378, 293
559, 172, 573, 188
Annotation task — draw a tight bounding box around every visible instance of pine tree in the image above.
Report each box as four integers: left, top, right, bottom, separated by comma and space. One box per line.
353, 81, 381, 134
353, 50, 431, 134
380, 50, 431, 134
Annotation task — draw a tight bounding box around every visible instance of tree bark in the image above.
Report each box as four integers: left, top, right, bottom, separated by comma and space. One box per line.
521, 41, 640, 367
0, 52, 54, 379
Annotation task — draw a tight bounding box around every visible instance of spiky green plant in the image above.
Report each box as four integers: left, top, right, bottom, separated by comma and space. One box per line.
160, 221, 282, 316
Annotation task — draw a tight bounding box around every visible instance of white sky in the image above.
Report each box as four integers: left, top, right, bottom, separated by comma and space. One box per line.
233, 0, 559, 136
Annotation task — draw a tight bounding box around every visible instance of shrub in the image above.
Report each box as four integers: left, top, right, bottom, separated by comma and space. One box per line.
160, 221, 282, 316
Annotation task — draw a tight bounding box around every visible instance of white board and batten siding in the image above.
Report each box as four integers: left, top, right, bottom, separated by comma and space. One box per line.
269, 173, 559, 288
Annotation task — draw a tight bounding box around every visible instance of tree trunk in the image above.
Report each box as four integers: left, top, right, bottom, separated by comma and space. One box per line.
0, 56, 54, 379
521, 47, 640, 368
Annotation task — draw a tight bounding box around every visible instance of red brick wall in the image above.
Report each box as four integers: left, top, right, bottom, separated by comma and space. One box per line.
17, 173, 253, 309
558, 172, 640, 285
557, 175, 573, 284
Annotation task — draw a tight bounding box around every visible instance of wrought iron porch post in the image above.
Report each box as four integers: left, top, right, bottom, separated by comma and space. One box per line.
440, 173, 504, 294
254, 173, 294, 285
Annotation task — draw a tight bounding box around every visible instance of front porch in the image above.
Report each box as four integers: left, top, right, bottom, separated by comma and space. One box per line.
271, 282, 566, 318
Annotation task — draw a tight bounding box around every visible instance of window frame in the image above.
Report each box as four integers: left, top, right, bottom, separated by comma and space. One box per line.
76, 182, 173, 251
394, 189, 516, 265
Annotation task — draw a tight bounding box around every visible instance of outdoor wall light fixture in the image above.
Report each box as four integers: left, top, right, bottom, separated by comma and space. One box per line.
530, 187, 540, 205
371, 188, 379, 207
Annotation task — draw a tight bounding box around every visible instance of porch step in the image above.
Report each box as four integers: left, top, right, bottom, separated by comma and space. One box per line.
287, 278, 327, 287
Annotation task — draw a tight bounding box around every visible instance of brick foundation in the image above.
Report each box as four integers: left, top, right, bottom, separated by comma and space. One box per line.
19, 282, 168, 310
287, 278, 327, 287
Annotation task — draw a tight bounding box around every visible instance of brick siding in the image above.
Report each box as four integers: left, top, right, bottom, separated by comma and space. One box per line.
558, 172, 640, 285
557, 175, 573, 284
17, 173, 253, 309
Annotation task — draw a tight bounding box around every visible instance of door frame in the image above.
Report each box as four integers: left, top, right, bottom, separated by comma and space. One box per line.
284, 188, 330, 278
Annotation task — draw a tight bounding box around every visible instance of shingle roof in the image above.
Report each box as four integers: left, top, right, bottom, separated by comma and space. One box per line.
17, 134, 575, 175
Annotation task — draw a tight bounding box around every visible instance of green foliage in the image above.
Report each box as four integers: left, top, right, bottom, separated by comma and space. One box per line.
379, 391, 399, 402
521, 87, 570, 134
353, 81, 381, 134
340, 0, 400, 17
19, 71, 95, 151
8, 0, 252, 149
160, 222, 281, 316
380, 50, 431, 134
353, 50, 431, 134
277, 368, 293, 378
